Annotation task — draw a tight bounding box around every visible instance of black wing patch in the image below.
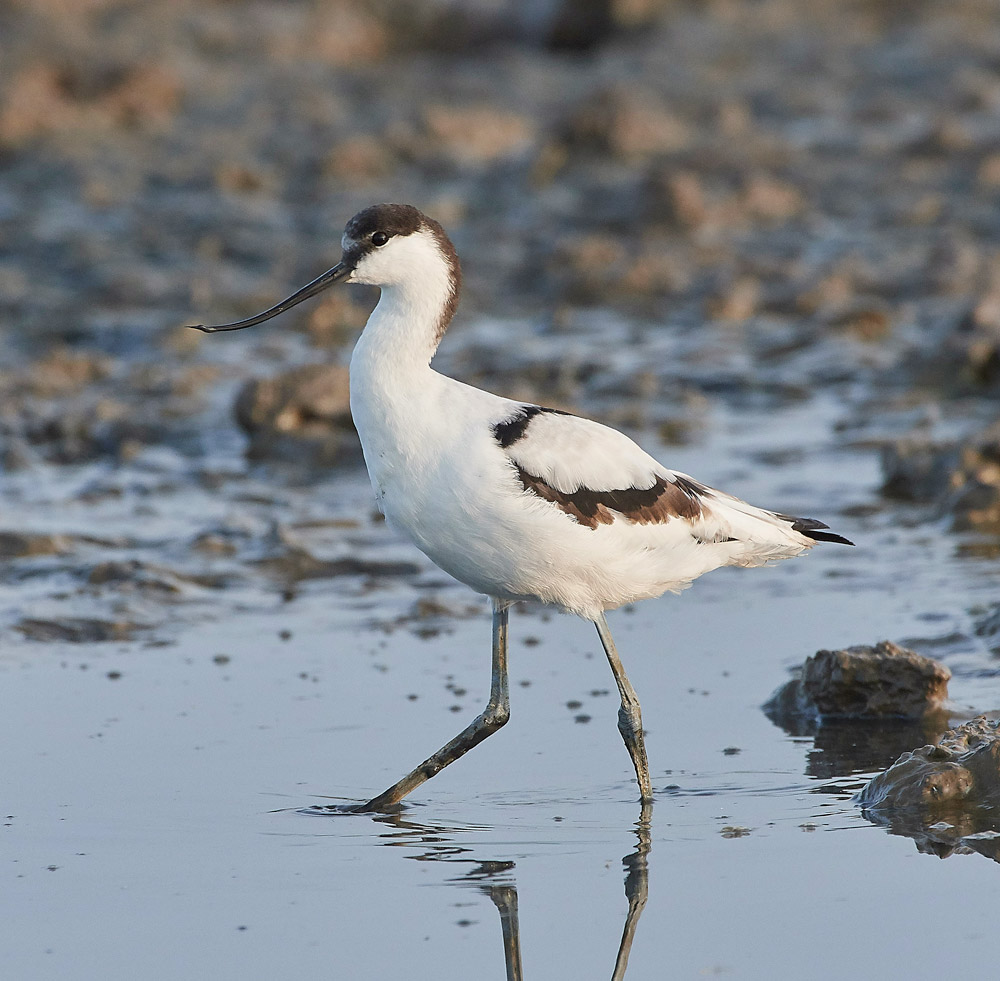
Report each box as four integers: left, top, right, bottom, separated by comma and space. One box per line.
492, 405, 571, 449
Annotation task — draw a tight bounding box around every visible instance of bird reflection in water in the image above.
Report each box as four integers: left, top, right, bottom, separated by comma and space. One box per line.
365, 803, 652, 980
613, 802, 652, 981
487, 884, 522, 981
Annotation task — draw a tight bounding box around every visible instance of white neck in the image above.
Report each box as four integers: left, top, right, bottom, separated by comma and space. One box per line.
348, 227, 462, 495
349, 235, 457, 385
353, 283, 444, 374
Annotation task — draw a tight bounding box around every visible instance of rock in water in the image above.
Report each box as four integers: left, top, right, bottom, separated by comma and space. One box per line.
233, 363, 356, 465
766, 640, 951, 721
858, 717, 1000, 863
860, 716, 1000, 812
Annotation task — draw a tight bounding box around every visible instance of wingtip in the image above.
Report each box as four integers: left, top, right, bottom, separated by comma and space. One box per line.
810, 531, 855, 546
786, 516, 854, 546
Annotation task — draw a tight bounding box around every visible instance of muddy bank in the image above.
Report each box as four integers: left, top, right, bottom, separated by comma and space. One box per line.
880, 418, 1000, 535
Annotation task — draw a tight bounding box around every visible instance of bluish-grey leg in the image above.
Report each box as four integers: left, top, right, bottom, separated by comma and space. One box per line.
358, 600, 512, 811
595, 614, 653, 802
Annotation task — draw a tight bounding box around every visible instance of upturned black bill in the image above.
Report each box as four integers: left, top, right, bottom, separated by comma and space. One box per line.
187, 261, 351, 333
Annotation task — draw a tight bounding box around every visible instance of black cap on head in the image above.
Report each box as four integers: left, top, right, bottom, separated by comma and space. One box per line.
345, 204, 424, 243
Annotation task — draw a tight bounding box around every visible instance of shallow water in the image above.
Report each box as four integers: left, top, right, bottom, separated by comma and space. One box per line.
4, 391, 1000, 980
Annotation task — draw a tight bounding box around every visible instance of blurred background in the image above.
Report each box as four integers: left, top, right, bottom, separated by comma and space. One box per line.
2, 0, 1000, 628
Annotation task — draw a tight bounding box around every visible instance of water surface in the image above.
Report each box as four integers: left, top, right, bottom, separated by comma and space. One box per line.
5, 397, 1000, 980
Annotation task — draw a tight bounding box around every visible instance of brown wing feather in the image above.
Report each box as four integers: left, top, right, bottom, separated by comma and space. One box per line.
516, 466, 705, 530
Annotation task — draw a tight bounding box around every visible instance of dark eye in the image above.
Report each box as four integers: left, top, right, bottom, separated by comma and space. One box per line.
371, 231, 389, 247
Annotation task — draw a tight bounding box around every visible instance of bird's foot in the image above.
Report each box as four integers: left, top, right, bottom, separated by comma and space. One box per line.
298, 800, 405, 816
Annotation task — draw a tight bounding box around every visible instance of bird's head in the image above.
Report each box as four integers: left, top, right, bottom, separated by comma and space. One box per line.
188, 203, 460, 333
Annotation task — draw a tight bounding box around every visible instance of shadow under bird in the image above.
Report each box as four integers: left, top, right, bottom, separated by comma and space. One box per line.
189, 203, 853, 811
